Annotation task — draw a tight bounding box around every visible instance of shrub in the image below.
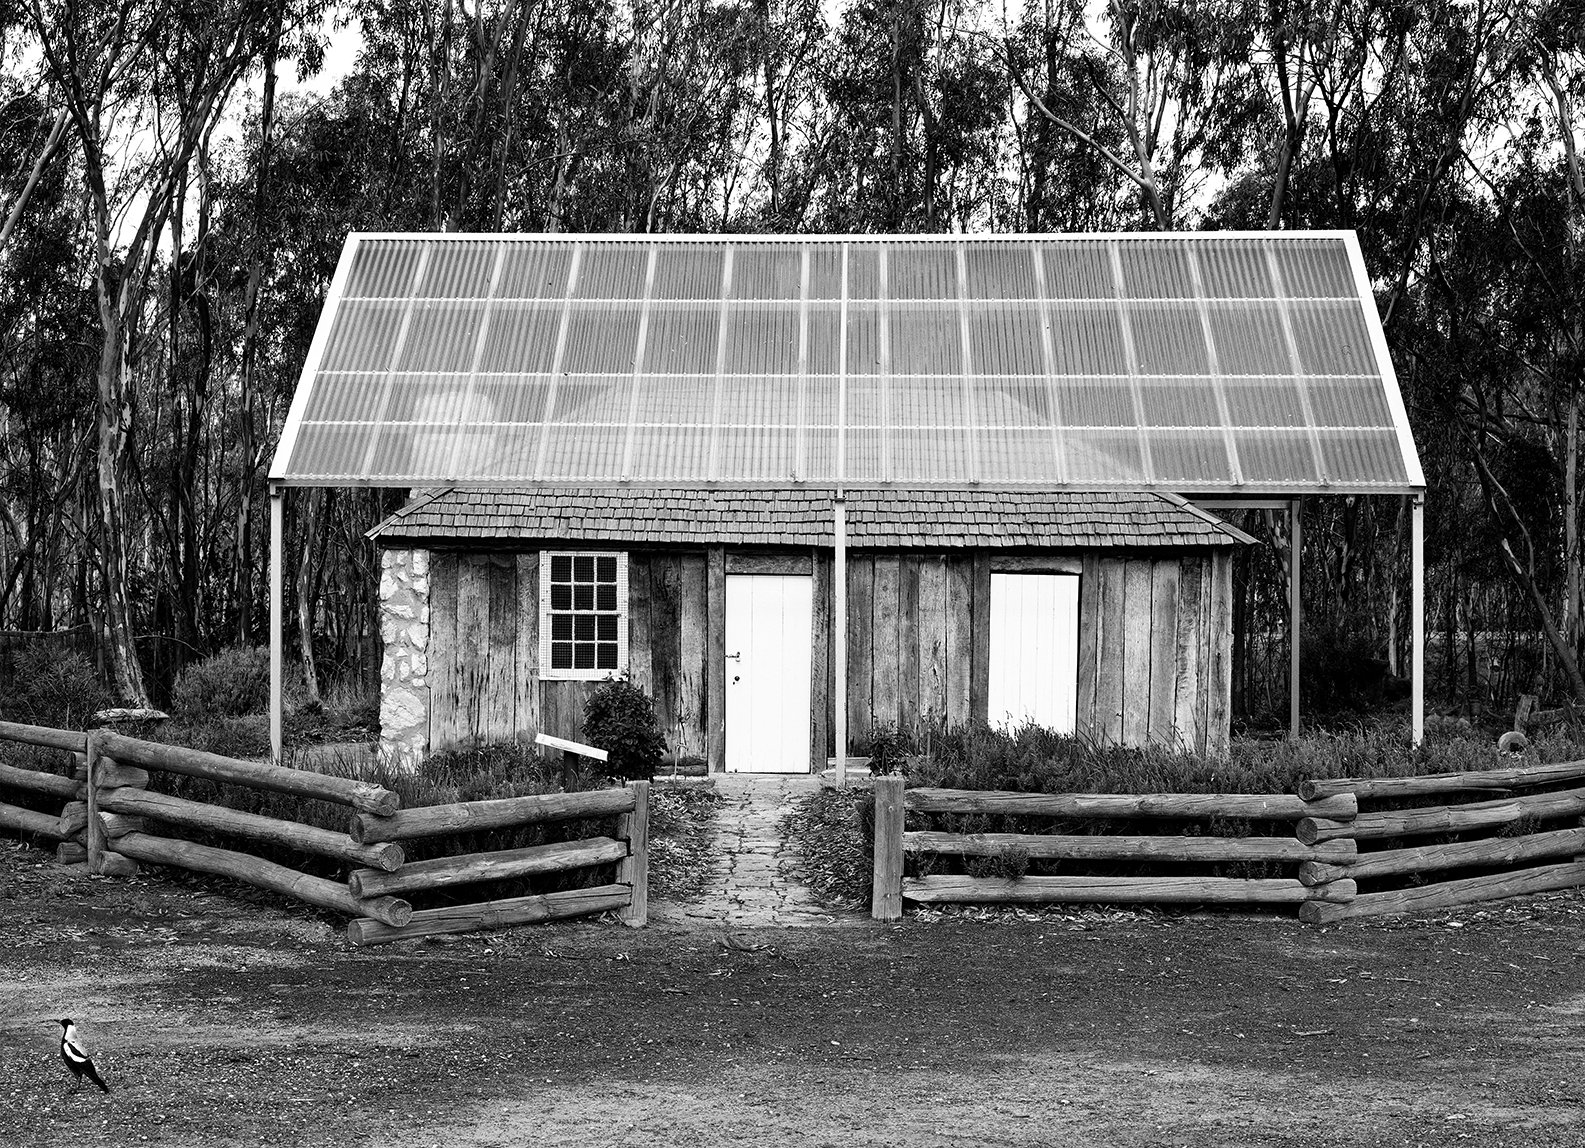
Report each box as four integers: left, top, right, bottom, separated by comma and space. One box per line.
780, 787, 873, 909
866, 723, 907, 775
170, 646, 271, 721
582, 674, 666, 781
0, 650, 111, 730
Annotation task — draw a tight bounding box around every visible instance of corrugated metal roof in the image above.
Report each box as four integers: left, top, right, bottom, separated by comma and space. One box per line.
273, 232, 1423, 494
368, 488, 1254, 548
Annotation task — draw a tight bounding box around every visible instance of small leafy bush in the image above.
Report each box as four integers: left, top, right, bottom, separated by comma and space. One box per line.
170, 646, 271, 721
582, 674, 666, 781
866, 723, 907, 775
780, 787, 873, 909
0, 650, 111, 730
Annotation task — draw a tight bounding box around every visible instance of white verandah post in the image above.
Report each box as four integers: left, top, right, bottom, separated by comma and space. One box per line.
1289, 498, 1302, 741
1412, 493, 1425, 747
833, 493, 848, 788
269, 485, 284, 764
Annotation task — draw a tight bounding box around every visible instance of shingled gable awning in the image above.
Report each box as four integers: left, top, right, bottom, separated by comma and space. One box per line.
368, 487, 1257, 548
269, 231, 1424, 494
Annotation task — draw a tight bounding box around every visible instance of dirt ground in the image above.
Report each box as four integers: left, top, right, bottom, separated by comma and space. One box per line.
2, 836, 1582, 1148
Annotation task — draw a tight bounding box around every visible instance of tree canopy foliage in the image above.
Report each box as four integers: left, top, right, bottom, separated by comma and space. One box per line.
1, 0, 1582, 721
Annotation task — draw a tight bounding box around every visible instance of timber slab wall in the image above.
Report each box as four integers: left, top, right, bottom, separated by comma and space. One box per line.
420, 544, 1235, 771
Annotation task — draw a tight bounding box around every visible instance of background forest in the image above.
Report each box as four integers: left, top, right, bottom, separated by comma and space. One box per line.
0, 0, 1581, 730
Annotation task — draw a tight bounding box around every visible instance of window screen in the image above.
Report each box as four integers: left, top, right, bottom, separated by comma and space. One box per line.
539, 552, 628, 679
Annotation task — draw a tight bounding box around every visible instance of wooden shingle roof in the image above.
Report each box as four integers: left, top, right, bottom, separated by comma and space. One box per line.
369, 488, 1252, 548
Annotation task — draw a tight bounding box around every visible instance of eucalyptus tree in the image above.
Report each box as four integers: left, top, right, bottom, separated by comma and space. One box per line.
23, 0, 312, 704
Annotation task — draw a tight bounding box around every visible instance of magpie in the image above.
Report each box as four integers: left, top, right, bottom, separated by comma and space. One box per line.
54, 1018, 109, 1093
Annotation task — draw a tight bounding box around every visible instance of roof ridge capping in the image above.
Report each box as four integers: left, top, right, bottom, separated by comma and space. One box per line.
364, 486, 454, 540
1151, 491, 1257, 545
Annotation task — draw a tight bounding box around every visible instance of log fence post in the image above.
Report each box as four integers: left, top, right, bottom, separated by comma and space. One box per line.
872, 775, 905, 921
618, 780, 649, 927
84, 736, 106, 874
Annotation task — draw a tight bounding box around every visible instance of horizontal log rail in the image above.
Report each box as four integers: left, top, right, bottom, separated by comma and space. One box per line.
1298, 785, 1585, 844
111, 831, 412, 928
0, 761, 81, 800
1300, 860, 1585, 924
349, 836, 627, 898
99, 788, 404, 872
0, 799, 67, 840
902, 830, 1357, 864
1300, 760, 1585, 801
347, 883, 632, 946
349, 787, 636, 844
1342, 825, 1585, 882
902, 874, 1358, 905
95, 732, 399, 816
904, 787, 1357, 821
0, 720, 87, 753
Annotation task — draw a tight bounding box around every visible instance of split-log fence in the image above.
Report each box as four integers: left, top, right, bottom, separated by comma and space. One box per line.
873, 761, 1585, 921
1295, 762, 1585, 923
0, 720, 648, 945
870, 777, 1358, 920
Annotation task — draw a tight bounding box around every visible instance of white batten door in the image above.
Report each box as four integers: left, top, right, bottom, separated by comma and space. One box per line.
725, 574, 813, 773
988, 573, 1080, 733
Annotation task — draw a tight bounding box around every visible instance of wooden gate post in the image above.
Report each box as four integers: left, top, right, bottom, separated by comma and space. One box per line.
84, 731, 106, 874
872, 775, 905, 921
619, 780, 650, 927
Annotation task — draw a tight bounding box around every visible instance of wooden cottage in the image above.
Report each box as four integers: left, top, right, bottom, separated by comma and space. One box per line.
368, 487, 1252, 771
267, 231, 1427, 767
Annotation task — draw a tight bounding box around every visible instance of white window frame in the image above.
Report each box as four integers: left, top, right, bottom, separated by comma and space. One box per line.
539, 550, 629, 680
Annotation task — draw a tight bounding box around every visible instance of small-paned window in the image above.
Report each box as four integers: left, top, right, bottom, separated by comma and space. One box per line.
539, 552, 628, 680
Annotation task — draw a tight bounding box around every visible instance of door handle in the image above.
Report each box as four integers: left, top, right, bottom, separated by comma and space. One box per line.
726, 651, 742, 661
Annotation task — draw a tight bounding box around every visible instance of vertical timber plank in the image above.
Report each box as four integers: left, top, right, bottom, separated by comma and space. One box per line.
1075, 553, 1101, 742
969, 553, 992, 724
1148, 560, 1179, 748
649, 556, 680, 754
871, 556, 901, 733
678, 552, 708, 762
618, 780, 650, 926
917, 557, 948, 726
811, 549, 832, 768
513, 552, 540, 742
456, 554, 490, 747
898, 557, 921, 740
706, 547, 726, 774
1208, 550, 1234, 757
871, 775, 905, 921
1097, 558, 1126, 745
428, 552, 459, 752
1120, 559, 1153, 747
1199, 547, 1215, 755
945, 557, 973, 727
627, 553, 653, 697
1173, 556, 1204, 755
847, 556, 874, 752
486, 554, 517, 745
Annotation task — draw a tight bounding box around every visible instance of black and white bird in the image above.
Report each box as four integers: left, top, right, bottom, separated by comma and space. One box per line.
54, 1018, 109, 1093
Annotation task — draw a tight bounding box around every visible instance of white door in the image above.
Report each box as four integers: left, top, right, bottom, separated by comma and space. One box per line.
989, 573, 1079, 733
725, 574, 813, 773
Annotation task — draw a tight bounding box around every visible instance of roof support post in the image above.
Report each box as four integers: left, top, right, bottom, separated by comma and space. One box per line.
1412, 493, 1425, 747
269, 484, 285, 764
833, 493, 848, 788
1289, 498, 1302, 741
